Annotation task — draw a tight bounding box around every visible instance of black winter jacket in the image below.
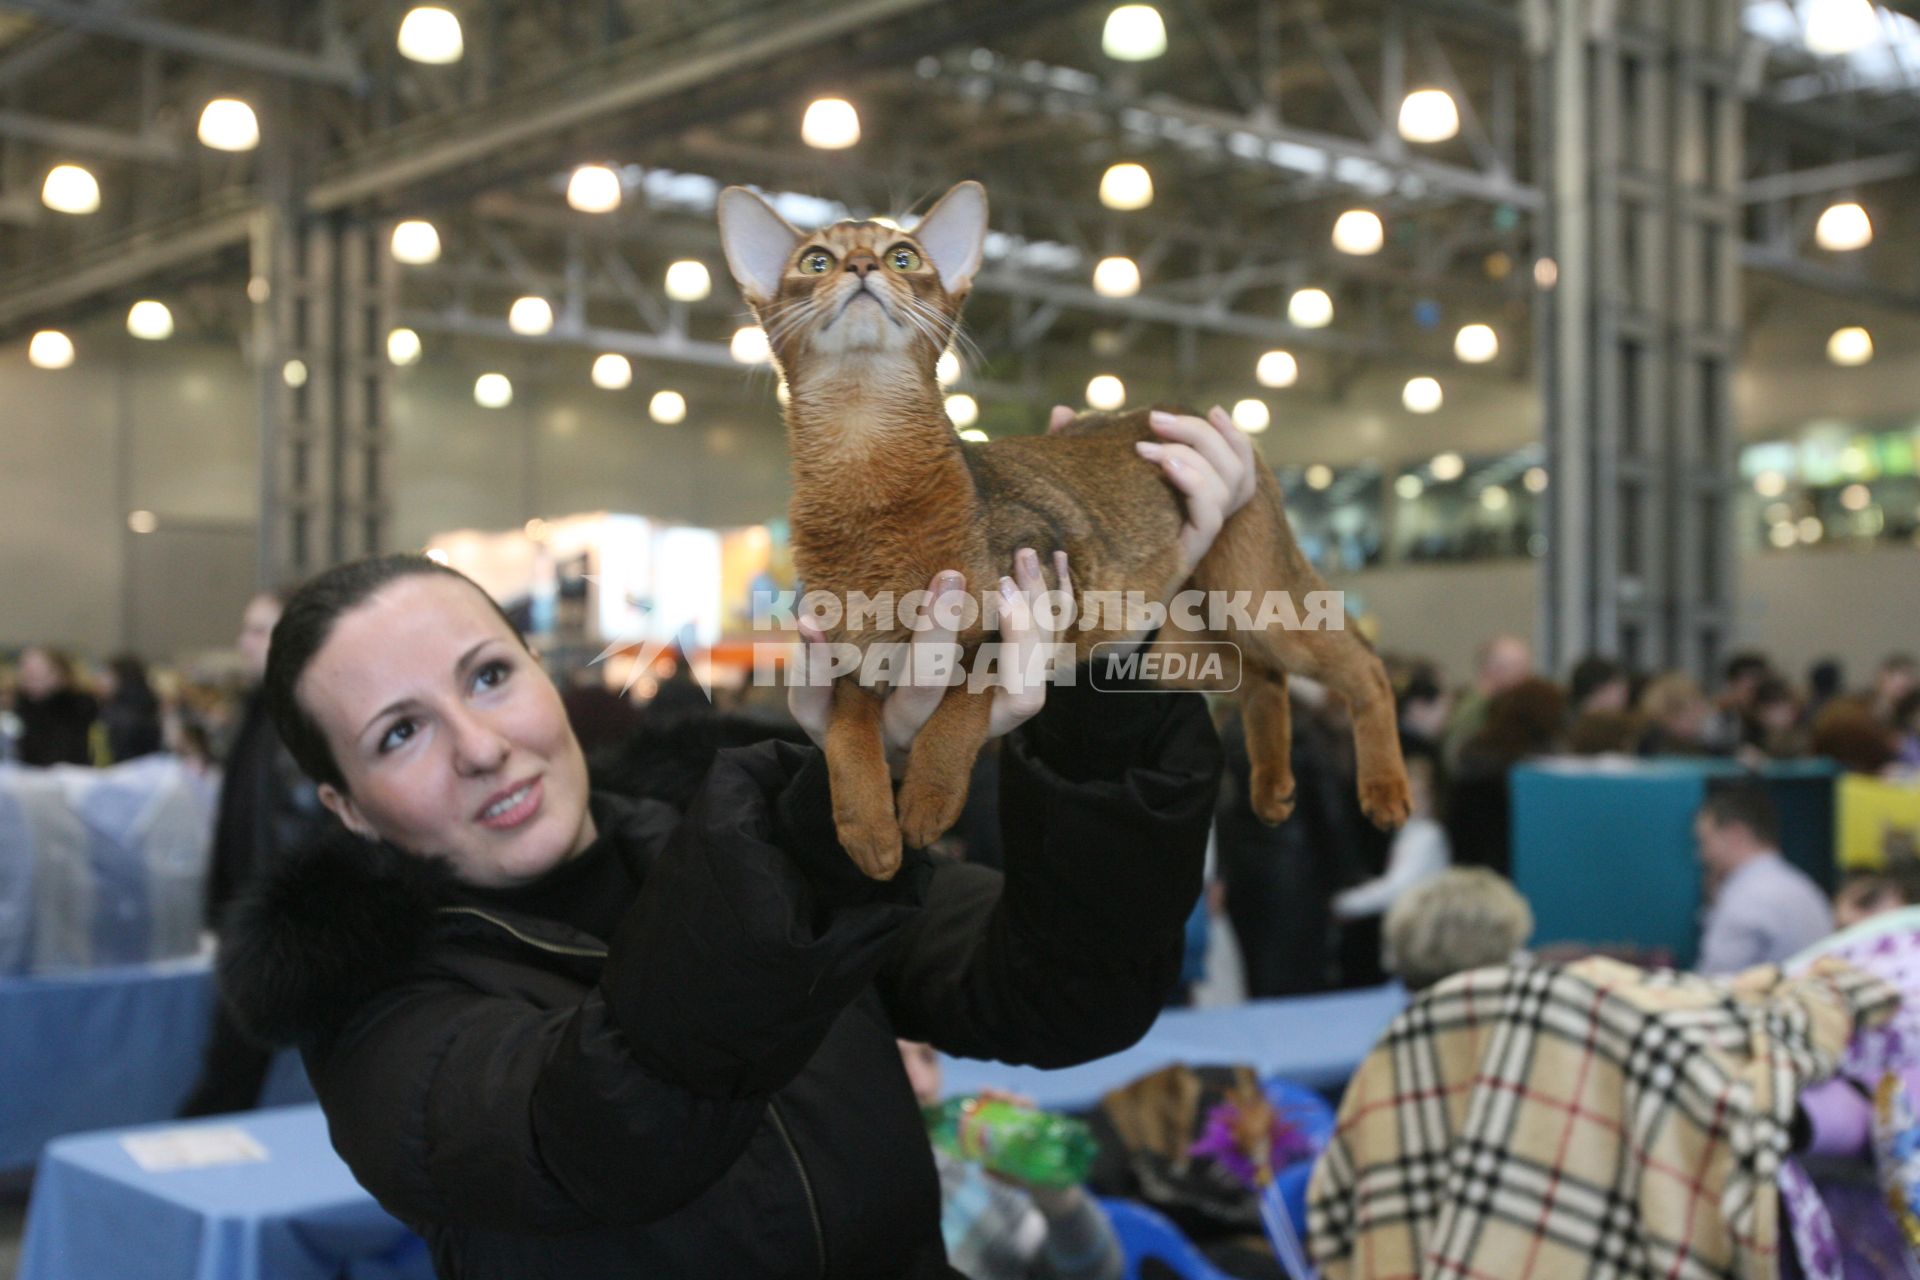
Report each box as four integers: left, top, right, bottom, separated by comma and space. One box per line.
220, 685, 1221, 1279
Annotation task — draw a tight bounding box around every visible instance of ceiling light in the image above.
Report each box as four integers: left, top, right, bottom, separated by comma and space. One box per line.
1102, 4, 1167, 60
1231, 399, 1270, 433
731, 325, 771, 364
591, 353, 632, 390
1827, 325, 1873, 366
1093, 256, 1141, 298
1305, 464, 1333, 490
1397, 89, 1460, 144
1256, 350, 1298, 388
1841, 482, 1872, 511
197, 98, 259, 151
508, 296, 554, 336
1331, 209, 1384, 256
1086, 374, 1126, 410
959, 428, 989, 443
1430, 451, 1465, 482
474, 373, 512, 408
566, 164, 622, 214
1099, 162, 1154, 210
127, 510, 157, 535
1805, 0, 1881, 57
28, 330, 73, 369
1288, 287, 1333, 329
945, 393, 978, 428
1754, 470, 1788, 497
1815, 201, 1872, 252
126, 300, 173, 341
801, 98, 860, 149
390, 219, 441, 265
1395, 474, 1424, 500
386, 327, 422, 366
40, 164, 99, 215
1480, 485, 1511, 512
649, 390, 687, 424
1454, 323, 1499, 364
1523, 466, 1548, 494
1534, 257, 1559, 289
936, 350, 961, 386
282, 358, 308, 388
397, 6, 463, 63
664, 260, 711, 302
1402, 376, 1444, 414
1797, 515, 1825, 543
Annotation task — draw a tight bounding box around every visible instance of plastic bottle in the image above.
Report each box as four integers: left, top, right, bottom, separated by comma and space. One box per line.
922, 1096, 1098, 1188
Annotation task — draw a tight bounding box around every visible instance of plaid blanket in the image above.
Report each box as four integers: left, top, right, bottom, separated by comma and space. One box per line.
1308, 957, 1899, 1280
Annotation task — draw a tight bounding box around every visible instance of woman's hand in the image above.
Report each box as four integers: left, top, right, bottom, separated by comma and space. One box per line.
1049, 403, 1260, 576
788, 552, 1070, 774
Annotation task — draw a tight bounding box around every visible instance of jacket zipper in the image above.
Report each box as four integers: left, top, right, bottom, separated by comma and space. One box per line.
768, 1100, 827, 1280
435, 906, 610, 958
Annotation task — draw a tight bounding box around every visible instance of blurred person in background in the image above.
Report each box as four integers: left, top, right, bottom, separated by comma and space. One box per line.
1443, 633, 1534, 769
179, 588, 332, 1117
1635, 673, 1713, 756
1740, 676, 1804, 760
896, 1040, 1123, 1280
1809, 698, 1900, 776
1333, 745, 1449, 924
1807, 658, 1846, 724
1709, 652, 1773, 752
1893, 689, 1920, 771
1568, 655, 1631, 717
1446, 677, 1566, 878
1871, 654, 1919, 726
1395, 665, 1452, 760
14, 645, 97, 766
1694, 787, 1831, 976
1833, 860, 1920, 930
1382, 867, 1534, 993
98, 653, 164, 763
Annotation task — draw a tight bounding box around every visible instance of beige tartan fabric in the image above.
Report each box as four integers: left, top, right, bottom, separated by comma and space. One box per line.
1307, 957, 1899, 1280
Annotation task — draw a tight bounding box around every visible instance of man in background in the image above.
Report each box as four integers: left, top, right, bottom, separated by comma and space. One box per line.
1444, 633, 1533, 769
1694, 787, 1831, 976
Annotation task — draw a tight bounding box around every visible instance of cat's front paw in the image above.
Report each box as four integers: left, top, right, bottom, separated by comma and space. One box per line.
836, 814, 904, 880
1249, 766, 1296, 826
897, 778, 967, 852
1359, 771, 1412, 831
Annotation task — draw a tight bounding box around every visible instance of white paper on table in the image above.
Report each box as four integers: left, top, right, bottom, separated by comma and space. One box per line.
120, 1127, 269, 1172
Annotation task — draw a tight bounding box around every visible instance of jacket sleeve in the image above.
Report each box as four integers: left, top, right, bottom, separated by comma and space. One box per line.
308, 740, 929, 1234
874, 672, 1222, 1067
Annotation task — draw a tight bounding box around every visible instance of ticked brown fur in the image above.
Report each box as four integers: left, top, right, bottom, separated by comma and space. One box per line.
718, 181, 1410, 878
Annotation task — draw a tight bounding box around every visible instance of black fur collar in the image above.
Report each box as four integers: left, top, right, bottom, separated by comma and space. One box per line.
218, 827, 456, 1049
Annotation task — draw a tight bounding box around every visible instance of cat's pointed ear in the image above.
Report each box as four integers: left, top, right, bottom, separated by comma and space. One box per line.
717, 186, 802, 306
913, 181, 988, 295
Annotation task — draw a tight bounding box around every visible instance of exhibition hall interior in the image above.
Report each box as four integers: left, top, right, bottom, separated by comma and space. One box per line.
5, 0, 1920, 1276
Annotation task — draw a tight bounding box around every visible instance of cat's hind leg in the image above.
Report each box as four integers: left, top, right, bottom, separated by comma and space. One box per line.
1239, 667, 1296, 825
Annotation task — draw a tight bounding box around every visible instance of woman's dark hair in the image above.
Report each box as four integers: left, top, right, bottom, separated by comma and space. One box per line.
106, 654, 156, 707
264, 554, 525, 793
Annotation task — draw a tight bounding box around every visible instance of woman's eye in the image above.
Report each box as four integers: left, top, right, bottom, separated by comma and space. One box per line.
379, 720, 416, 754
802, 251, 833, 274
890, 247, 922, 271
474, 660, 511, 692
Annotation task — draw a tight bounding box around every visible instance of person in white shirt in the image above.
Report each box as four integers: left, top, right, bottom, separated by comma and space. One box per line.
1694, 786, 1832, 976
1334, 752, 1449, 922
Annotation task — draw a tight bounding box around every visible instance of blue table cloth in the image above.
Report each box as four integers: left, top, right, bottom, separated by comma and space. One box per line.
0, 958, 312, 1172
17, 1105, 432, 1280
939, 985, 1406, 1109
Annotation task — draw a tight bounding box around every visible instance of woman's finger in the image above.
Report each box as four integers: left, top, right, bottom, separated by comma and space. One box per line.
1146, 410, 1241, 498
787, 620, 833, 749
1205, 404, 1261, 510
1046, 404, 1077, 435
880, 570, 966, 751
986, 549, 1054, 738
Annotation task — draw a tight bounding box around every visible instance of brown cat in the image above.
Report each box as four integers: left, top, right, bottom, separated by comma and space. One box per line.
718, 180, 1410, 879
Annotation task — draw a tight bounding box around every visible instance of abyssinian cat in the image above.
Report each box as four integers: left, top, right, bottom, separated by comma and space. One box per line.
717, 180, 1410, 879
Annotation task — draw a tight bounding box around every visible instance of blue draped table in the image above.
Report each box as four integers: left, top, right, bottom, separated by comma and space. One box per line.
940, 985, 1406, 1109
17, 1105, 432, 1280
0, 957, 311, 1173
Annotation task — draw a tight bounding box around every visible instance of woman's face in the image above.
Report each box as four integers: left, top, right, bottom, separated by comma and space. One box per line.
299, 574, 596, 887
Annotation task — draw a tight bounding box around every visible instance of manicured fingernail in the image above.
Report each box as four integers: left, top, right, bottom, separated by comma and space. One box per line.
1136, 441, 1162, 457
938, 571, 963, 591
1150, 410, 1175, 426
1000, 576, 1018, 599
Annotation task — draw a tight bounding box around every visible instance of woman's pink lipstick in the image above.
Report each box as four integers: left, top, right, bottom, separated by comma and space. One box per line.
476, 776, 543, 830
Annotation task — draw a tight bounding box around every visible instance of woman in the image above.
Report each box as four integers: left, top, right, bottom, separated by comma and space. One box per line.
220, 410, 1251, 1277
99, 653, 164, 763
13, 645, 98, 766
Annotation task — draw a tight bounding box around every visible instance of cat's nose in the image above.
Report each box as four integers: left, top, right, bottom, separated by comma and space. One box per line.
844, 251, 879, 278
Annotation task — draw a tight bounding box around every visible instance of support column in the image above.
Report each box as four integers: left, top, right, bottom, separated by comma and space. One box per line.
1537, 0, 1742, 677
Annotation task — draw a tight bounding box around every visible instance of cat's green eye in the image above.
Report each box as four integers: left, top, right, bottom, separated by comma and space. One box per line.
800, 250, 834, 274
888, 246, 923, 271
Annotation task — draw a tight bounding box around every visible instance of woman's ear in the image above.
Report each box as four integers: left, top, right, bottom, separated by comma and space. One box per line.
319, 782, 378, 842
